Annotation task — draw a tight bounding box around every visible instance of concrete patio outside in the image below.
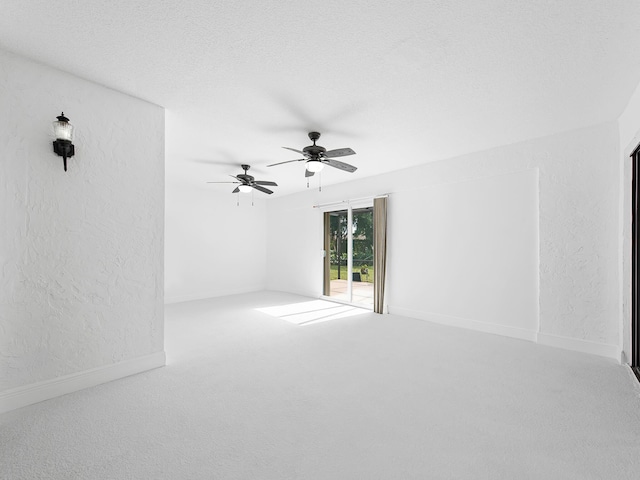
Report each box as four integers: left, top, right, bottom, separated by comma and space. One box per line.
329, 279, 373, 307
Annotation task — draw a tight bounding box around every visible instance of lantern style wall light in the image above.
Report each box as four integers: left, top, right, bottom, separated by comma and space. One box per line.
52, 112, 75, 172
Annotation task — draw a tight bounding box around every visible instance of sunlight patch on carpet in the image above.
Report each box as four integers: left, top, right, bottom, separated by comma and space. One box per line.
256, 300, 369, 326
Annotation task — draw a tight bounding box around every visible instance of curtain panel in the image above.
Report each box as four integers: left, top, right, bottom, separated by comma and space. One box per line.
373, 197, 388, 314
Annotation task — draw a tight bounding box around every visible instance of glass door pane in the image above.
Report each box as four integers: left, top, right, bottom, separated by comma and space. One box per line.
326, 210, 349, 301
352, 207, 374, 307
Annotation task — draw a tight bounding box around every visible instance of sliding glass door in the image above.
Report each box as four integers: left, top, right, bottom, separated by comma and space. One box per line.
323, 205, 374, 308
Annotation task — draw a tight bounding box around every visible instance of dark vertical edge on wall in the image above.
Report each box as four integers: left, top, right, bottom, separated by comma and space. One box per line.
632, 147, 640, 373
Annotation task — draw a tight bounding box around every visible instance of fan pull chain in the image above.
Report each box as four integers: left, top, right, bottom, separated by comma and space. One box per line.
236, 192, 239, 207
307, 178, 310, 189
319, 171, 322, 192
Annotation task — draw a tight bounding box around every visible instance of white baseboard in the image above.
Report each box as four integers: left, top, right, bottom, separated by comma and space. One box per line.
387, 306, 621, 360
0, 351, 166, 415
537, 333, 621, 361
621, 350, 630, 365
388, 306, 538, 342
165, 285, 265, 304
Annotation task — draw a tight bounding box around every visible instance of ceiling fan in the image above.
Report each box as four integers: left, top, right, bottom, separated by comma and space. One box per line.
206, 164, 278, 194
267, 132, 357, 177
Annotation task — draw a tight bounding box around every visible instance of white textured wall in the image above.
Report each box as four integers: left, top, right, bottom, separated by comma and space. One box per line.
389, 169, 539, 335
619, 79, 640, 155
618, 78, 640, 362
163, 107, 269, 303
0, 49, 165, 392
164, 186, 267, 303
266, 194, 324, 297
267, 122, 621, 356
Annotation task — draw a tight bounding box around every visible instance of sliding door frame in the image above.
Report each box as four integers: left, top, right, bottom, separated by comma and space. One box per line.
320, 199, 373, 308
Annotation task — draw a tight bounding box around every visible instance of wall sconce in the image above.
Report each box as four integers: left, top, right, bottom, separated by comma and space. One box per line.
52, 112, 75, 172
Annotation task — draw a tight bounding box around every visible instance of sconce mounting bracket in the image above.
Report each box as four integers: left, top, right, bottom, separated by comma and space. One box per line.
53, 139, 75, 172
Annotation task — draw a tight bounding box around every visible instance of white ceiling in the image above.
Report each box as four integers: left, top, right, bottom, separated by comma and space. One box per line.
2, 1, 640, 197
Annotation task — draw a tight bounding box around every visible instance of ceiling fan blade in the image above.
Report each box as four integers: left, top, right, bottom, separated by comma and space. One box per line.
267, 158, 306, 167
254, 180, 278, 186
229, 175, 243, 181
232, 186, 240, 193
324, 147, 356, 158
282, 146, 305, 155
207, 181, 241, 184
305, 169, 315, 178
324, 158, 358, 173
252, 184, 274, 195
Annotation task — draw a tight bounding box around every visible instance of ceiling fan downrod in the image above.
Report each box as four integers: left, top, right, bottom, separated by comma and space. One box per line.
308, 131, 321, 145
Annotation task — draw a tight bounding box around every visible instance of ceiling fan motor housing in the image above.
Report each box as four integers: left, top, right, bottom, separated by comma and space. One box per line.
304, 132, 326, 158
303, 145, 326, 158
238, 164, 253, 182
237, 174, 254, 183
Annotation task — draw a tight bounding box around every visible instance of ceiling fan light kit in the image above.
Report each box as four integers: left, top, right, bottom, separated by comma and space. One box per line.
306, 160, 324, 172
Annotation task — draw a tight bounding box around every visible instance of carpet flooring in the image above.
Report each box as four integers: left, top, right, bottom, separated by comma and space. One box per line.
2, 291, 640, 479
